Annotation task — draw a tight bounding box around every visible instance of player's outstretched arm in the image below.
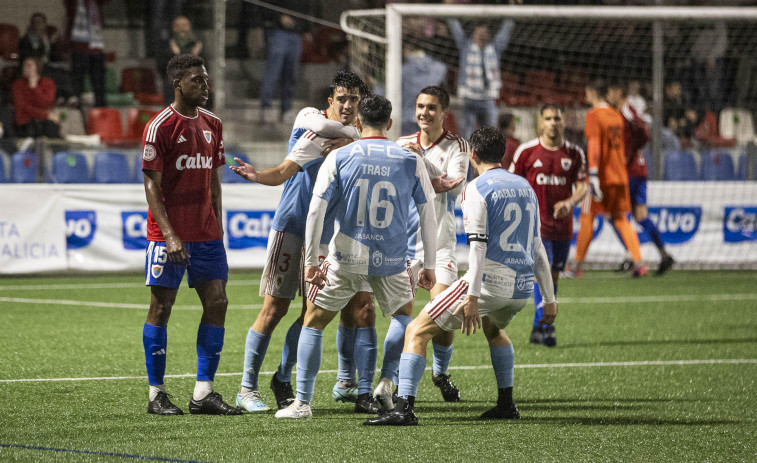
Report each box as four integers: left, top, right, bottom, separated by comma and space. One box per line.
431, 173, 464, 194
300, 108, 360, 140
230, 158, 300, 186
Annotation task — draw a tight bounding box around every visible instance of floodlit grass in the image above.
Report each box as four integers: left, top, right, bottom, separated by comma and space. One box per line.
1, 270, 756, 462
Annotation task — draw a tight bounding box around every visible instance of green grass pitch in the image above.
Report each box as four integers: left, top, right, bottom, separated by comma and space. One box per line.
0, 270, 755, 462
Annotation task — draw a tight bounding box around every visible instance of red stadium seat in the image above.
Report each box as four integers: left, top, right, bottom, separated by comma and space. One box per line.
0, 23, 20, 60
87, 107, 126, 145
126, 108, 158, 141
121, 66, 163, 105
524, 69, 558, 104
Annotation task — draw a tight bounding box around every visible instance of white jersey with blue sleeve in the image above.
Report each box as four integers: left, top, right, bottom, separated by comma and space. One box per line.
306, 137, 437, 276
461, 168, 541, 300
288, 107, 361, 153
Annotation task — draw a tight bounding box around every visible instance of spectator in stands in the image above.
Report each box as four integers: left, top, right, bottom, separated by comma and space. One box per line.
259, 0, 318, 124
626, 79, 651, 124
64, 0, 108, 108
145, 0, 183, 59
447, 16, 514, 138
0, 93, 16, 153
687, 22, 728, 112
19, 12, 72, 104
156, 16, 204, 105
12, 57, 60, 139
401, 42, 447, 135
663, 80, 697, 141
498, 112, 520, 168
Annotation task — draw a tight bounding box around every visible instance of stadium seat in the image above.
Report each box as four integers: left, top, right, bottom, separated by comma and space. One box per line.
133, 154, 145, 183
51, 152, 90, 183
121, 67, 163, 105
57, 108, 87, 137
10, 151, 37, 183
93, 152, 130, 183
104, 65, 135, 107
719, 108, 755, 144
700, 151, 736, 181
86, 107, 125, 145
126, 108, 158, 141
663, 150, 697, 181
222, 153, 249, 183
0, 23, 20, 60
0, 150, 8, 182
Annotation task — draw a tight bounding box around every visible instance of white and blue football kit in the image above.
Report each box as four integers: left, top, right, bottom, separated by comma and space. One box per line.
423, 167, 555, 331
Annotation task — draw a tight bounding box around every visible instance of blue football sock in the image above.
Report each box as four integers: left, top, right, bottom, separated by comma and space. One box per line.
381, 315, 412, 384
295, 327, 323, 403
490, 344, 515, 389
398, 352, 427, 399
143, 323, 167, 386
432, 343, 453, 376
532, 281, 544, 327
241, 329, 270, 390
196, 323, 224, 382
640, 217, 666, 252
336, 324, 356, 383
354, 327, 378, 395
276, 320, 302, 383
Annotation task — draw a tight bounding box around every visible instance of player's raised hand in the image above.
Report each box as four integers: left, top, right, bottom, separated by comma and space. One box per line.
538, 301, 558, 326
304, 265, 330, 289
431, 173, 464, 193
230, 157, 259, 183
164, 233, 190, 266
321, 137, 353, 155
452, 295, 481, 336
417, 268, 436, 291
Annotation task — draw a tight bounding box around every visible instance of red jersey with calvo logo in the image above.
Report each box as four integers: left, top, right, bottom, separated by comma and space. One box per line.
510, 137, 587, 241
141, 105, 225, 242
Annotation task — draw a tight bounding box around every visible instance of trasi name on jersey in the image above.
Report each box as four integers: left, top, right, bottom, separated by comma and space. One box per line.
361, 164, 391, 176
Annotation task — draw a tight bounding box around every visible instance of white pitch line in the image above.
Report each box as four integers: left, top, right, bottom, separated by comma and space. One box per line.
2, 359, 755, 384
0, 280, 258, 291
0, 297, 262, 311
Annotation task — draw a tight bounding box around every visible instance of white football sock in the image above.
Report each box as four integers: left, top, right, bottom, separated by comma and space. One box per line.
149, 384, 165, 402
193, 380, 213, 401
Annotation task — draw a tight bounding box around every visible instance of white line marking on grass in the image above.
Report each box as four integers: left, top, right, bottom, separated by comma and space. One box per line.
0, 297, 261, 311
0, 281, 258, 291
2, 359, 755, 383
559, 294, 757, 304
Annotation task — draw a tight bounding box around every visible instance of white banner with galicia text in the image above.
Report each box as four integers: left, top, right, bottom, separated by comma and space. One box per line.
0, 182, 755, 274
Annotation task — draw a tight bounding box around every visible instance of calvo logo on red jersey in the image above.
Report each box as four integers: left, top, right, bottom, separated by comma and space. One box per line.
176, 153, 213, 170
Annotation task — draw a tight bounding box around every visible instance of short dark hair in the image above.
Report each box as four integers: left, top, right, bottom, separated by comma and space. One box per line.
358, 94, 392, 129
469, 126, 506, 164
329, 70, 368, 97
539, 104, 562, 116
607, 79, 627, 96
167, 54, 205, 83
418, 86, 449, 109
586, 78, 608, 98
498, 112, 515, 129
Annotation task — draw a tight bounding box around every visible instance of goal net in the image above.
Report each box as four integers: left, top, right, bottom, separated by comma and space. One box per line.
341, 4, 757, 270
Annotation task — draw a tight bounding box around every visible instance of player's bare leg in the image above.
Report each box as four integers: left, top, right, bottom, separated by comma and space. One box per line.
428, 282, 460, 402
480, 316, 519, 419
374, 299, 414, 411
269, 296, 306, 409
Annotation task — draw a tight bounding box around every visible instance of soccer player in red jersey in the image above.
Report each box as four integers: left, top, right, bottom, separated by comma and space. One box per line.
140, 54, 242, 416
572, 79, 647, 278
606, 82, 675, 275
510, 105, 587, 347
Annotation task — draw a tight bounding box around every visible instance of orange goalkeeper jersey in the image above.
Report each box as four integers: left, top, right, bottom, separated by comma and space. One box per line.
584, 104, 628, 186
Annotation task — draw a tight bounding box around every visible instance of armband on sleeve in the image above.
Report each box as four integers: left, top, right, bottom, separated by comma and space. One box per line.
467, 233, 488, 244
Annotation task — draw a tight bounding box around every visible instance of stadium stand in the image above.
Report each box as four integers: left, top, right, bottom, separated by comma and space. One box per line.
0, 23, 20, 60
719, 107, 755, 144
51, 152, 90, 183
86, 107, 125, 145
121, 66, 163, 106
664, 150, 698, 181
0, 150, 7, 182
126, 108, 158, 142
57, 108, 87, 137
11, 150, 37, 183
93, 151, 130, 183
700, 151, 736, 181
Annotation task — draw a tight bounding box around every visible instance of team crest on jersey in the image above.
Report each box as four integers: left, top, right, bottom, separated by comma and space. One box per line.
372, 250, 383, 267
203, 130, 212, 143
143, 144, 156, 161
561, 158, 572, 171
151, 264, 164, 279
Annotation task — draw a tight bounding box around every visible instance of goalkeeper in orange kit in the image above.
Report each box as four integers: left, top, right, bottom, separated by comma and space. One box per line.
570, 79, 647, 278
